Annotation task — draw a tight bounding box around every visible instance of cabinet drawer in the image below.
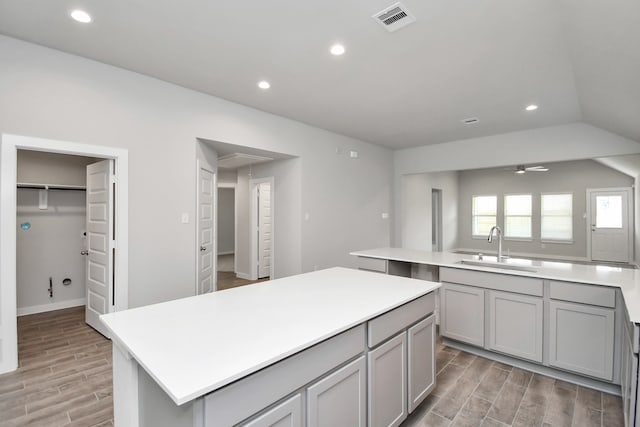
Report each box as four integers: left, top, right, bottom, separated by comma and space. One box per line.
242, 394, 303, 427
440, 267, 543, 296
549, 280, 615, 308
368, 293, 435, 348
357, 257, 387, 273
204, 325, 365, 427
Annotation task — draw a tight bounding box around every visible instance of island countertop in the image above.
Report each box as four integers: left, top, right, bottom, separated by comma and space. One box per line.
100, 267, 440, 406
351, 247, 640, 323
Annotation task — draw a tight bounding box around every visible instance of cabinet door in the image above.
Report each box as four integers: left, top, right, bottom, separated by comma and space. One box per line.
408, 314, 435, 413
549, 301, 615, 380
488, 291, 543, 363
440, 283, 485, 347
621, 322, 638, 427
368, 333, 407, 427
243, 394, 303, 427
307, 356, 366, 427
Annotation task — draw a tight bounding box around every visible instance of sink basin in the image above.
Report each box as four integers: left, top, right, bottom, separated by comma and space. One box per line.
457, 259, 538, 273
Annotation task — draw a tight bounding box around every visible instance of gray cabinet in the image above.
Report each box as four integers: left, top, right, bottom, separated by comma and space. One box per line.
488, 290, 543, 363
244, 394, 303, 427
307, 356, 367, 427
440, 282, 485, 347
549, 300, 615, 381
408, 314, 435, 413
368, 333, 407, 427
366, 294, 436, 427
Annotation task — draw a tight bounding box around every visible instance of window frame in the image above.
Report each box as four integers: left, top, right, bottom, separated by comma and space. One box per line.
503, 193, 533, 241
471, 194, 497, 238
540, 192, 574, 243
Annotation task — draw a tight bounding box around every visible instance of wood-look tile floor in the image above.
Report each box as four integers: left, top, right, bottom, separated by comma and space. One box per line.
402, 338, 625, 427
0, 306, 113, 427
217, 271, 268, 291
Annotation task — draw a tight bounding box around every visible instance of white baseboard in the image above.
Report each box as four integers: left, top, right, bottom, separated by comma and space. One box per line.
17, 298, 86, 316
235, 272, 252, 280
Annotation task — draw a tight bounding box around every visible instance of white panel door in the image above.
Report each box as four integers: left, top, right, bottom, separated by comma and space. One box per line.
198, 167, 215, 294
85, 160, 114, 337
589, 189, 631, 262
258, 182, 272, 279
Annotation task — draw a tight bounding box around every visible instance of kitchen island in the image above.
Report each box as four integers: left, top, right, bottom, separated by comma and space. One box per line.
101, 267, 441, 427
352, 247, 640, 427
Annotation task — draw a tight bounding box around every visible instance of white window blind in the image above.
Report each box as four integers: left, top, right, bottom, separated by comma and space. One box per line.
541, 194, 573, 240
504, 194, 532, 238
472, 195, 497, 236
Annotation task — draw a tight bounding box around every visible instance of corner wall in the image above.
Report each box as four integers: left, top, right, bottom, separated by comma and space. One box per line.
0, 35, 391, 307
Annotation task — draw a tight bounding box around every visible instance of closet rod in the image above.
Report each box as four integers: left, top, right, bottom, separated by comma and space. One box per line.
17, 183, 86, 192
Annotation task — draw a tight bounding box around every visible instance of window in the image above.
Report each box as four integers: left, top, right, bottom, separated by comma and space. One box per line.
504, 194, 532, 238
472, 195, 497, 236
541, 193, 573, 240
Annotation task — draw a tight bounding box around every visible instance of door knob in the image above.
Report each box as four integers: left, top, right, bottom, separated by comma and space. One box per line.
80, 250, 89, 256
200, 246, 206, 252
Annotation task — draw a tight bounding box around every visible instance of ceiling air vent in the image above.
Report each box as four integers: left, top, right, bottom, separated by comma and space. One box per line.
372, 2, 416, 32
461, 117, 480, 125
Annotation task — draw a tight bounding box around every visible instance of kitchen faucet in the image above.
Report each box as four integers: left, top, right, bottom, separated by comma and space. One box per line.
488, 226, 504, 261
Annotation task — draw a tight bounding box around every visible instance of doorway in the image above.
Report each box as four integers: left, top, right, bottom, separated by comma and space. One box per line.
250, 177, 274, 280
432, 189, 443, 252
0, 134, 129, 374
587, 187, 633, 263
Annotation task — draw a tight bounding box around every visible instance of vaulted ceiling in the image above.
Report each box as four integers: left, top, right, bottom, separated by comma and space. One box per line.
0, 0, 638, 149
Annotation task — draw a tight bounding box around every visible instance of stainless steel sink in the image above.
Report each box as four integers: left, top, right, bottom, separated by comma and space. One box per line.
457, 259, 538, 273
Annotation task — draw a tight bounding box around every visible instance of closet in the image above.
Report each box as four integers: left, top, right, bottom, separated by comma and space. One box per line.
16, 151, 95, 316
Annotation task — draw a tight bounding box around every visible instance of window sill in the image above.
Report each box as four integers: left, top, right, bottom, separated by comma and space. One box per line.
541, 239, 574, 245
504, 237, 533, 242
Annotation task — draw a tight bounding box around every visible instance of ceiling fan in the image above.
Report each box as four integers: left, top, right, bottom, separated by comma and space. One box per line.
507, 165, 549, 174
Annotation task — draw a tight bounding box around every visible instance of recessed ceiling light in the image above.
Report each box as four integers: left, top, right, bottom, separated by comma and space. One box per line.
257, 81, 271, 90
525, 104, 538, 111
330, 44, 346, 56
70, 10, 92, 23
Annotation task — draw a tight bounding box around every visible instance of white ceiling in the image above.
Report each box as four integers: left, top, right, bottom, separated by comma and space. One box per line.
0, 0, 638, 149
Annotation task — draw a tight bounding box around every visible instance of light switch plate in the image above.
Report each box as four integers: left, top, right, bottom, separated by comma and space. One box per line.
181, 213, 189, 224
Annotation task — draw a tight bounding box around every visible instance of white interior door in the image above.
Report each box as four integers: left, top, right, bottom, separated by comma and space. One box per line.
85, 160, 114, 337
589, 189, 631, 263
257, 182, 272, 279
198, 166, 215, 294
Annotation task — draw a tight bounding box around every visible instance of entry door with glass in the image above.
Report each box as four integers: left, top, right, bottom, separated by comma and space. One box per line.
589, 189, 631, 263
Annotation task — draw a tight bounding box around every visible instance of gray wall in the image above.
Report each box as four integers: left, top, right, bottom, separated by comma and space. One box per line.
401, 171, 459, 251
217, 188, 235, 255
456, 159, 634, 259
392, 123, 640, 247
0, 35, 391, 308
17, 150, 95, 186
16, 189, 86, 313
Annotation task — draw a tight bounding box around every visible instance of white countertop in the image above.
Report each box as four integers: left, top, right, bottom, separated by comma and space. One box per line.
351, 247, 640, 323
100, 267, 440, 405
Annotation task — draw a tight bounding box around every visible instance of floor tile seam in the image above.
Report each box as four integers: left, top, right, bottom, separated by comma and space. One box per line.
511, 370, 536, 426
449, 367, 495, 425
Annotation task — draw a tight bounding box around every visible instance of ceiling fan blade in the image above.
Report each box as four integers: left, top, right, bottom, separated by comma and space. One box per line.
525, 166, 549, 172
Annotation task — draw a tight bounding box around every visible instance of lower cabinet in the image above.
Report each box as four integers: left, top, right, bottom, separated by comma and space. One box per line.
408, 315, 436, 413
621, 319, 638, 427
368, 333, 407, 427
307, 356, 367, 427
548, 300, 615, 381
440, 283, 485, 347
244, 394, 303, 427
368, 313, 436, 427
488, 291, 543, 363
